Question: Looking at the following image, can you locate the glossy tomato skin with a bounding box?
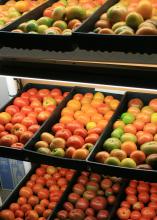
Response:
[117,207,131,220]
[5,105,20,115]
[13,97,29,108]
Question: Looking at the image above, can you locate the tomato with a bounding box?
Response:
[90,196,107,211]
[27,88,38,96]
[28,124,40,133]
[30,100,42,108]
[117,207,131,220]
[36,167,46,176]
[69,209,85,220]
[36,177,46,185]
[34,204,45,216]
[22,116,37,128]
[40,199,49,208]
[130,210,141,220]
[55,128,72,140]
[57,177,67,187]
[150,193,157,202]
[13,97,29,108]
[28,195,39,206]
[11,112,25,124]
[125,186,137,195]
[148,202,157,211]
[21,106,33,115]
[76,198,89,210]
[45,105,56,113]
[5,105,20,115]
[0,124,5,133]
[137,183,149,192]
[121,201,131,209]
[21,203,31,213]
[126,195,137,205]
[63,202,74,211]
[137,132,154,145]
[66,121,83,133]
[77,175,88,185]
[138,192,150,203]
[129,180,138,188]
[133,201,144,211]
[17,197,27,205]
[141,207,156,219]
[85,133,99,144]
[0,210,15,220]
[9,203,20,212]
[149,98,157,112]
[50,88,62,98]
[52,123,65,133]
[143,123,157,135]
[38,89,50,99]
[48,201,57,209]
[66,135,85,149]
[33,183,43,194]
[15,209,24,218]
[128,98,143,109]
[37,111,51,122]
[133,119,145,131]
[5,123,13,131]
[97,210,109,220]
[57,210,68,219]
[20,131,33,144]
[68,193,80,204]
[19,187,33,198]
[0,134,18,147]
[37,188,49,200]
[74,128,88,138]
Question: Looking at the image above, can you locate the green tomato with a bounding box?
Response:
[103,137,121,152]
[51,148,65,157]
[111,127,124,139]
[121,112,135,124]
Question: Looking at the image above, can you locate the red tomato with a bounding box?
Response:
[11,112,25,124]
[138,192,150,203]
[50,88,62,98]
[5,123,13,131]
[90,196,107,211]
[141,207,156,219]
[137,132,154,145]
[52,123,65,133]
[85,133,99,144]
[21,92,30,100]
[55,95,64,104]
[9,203,20,212]
[34,204,45,216]
[5,105,20,115]
[36,167,46,176]
[63,202,74,211]
[21,106,33,115]
[120,201,131,209]
[125,186,137,195]
[55,128,72,140]
[57,177,67,187]
[43,7,53,17]
[129,180,138,188]
[126,195,137,205]
[40,199,49,208]
[30,100,42,108]
[38,89,50,99]
[13,97,29,108]
[37,111,51,123]
[117,207,131,220]
[27,88,38,95]
[0,210,15,220]
[28,124,40,133]
[0,124,5,133]
[19,187,33,198]
[20,131,33,144]
[148,202,157,211]
[66,135,85,149]
[130,210,141,220]
[15,209,24,218]
[17,197,27,205]
[150,193,157,202]
[37,189,49,200]
[22,116,37,128]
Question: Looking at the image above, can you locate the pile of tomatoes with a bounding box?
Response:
[55,171,122,220]
[34,91,120,159]
[117,179,157,220]
[0,87,69,149]
[0,165,75,220]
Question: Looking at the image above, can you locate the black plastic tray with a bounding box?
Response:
[87,91,157,182]
[50,172,127,220]
[0,0,75,51]
[74,0,157,54]
[24,87,122,170]
[0,83,73,155]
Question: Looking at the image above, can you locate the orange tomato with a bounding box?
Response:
[61,107,74,117]
[60,115,74,124]
[113,120,125,129]
[130,150,146,165]
[104,111,114,121]
[121,141,137,156]
[67,100,81,111]
[124,124,137,135]
[136,113,151,123]
[133,119,145,131]
[128,106,141,116]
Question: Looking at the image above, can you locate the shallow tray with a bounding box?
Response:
[87,91,157,182]
[74,0,157,54]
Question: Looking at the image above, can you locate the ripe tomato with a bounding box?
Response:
[28,124,40,133]
[120,201,131,209]
[38,89,50,99]
[19,187,33,198]
[141,207,156,219]
[117,207,131,220]
[126,195,137,205]
[0,210,15,220]
[22,116,37,128]
[138,192,150,203]
[9,203,20,212]
[150,193,157,202]
[27,88,38,95]
[125,186,137,195]
[63,202,74,211]
[36,167,46,176]
[130,210,141,220]
[13,97,29,108]
[5,105,20,115]
[11,112,25,124]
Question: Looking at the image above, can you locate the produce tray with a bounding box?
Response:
[0,83,73,156]
[0,0,75,51]
[73,0,157,54]
[50,171,127,220]
[87,91,157,182]
[24,87,122,170]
